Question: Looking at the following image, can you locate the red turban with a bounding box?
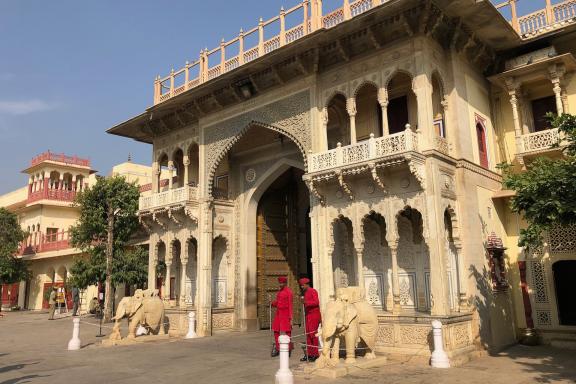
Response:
[278,276,288,284]
[298,278,310,285]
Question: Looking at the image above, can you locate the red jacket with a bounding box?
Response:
[303,287,320,315]
[272,286,293,332]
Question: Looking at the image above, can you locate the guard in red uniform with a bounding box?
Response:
[299,277,321,362]
[271,276,293,356]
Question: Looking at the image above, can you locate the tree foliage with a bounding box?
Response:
[501,113,576,248]
[69,247,148,290]
[112,247,148,288]
[70,176,140,250]
[0,208,26,258]
[0,208,30,310]
[68,176,145,289]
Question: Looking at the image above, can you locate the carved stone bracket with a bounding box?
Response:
[304,177,325,206]
[406,153,426,186]
[152,209,167,229]
[167,206,181,225]
[369,163,387,193]
[336,170,353,200]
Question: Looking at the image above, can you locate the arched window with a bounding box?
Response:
[476,122,489,168]
[326,94,350,149]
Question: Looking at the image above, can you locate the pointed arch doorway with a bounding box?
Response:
[256,167,310,329]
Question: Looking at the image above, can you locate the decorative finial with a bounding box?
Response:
[128,153,132,162]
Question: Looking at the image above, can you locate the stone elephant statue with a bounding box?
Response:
[110,289,165,340]
[316,287,378,367]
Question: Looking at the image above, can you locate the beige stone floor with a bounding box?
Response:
[1,311,575,384]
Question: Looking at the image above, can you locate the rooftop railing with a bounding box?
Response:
[154,0,575,105]
[495,0,576,37]
[31,151,90,168]
[153,0,384,105]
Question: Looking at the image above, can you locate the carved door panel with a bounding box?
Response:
[257,184,300,329]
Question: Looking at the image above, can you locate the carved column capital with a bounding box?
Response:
[346,97,357,117]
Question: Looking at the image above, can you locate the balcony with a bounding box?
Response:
[19,231,71,256]
[27,188,77,204]
[139,186,198,211]
[519,128,565,160]
[308,129,419,173]
[30,151,90,168]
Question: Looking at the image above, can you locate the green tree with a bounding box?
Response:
[112,247,149,289]
[501,113,576,248]
[0,208,29,312]
[70,175,140,321]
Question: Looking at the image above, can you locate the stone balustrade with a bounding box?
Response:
[520,128,561,154]
[139,186,198,211]
[154,0,385,105]
[308,128,418,173]
[496,0,576,38]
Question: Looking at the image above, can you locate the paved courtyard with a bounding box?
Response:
[1,311,575,384]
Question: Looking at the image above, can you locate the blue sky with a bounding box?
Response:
[0,0,542,193]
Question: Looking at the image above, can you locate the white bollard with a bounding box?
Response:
[67,317,81,351]
[275,334,293,384]
[430,320,450,368]
[186,311,198,339]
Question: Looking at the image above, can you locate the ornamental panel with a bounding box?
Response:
[212,312,234,329]
[364,274,384,308]
[530,260,549,304]
[376,325,394,345]
[549,224,576,253]
[536,310,552,327]
[399,325,430,345]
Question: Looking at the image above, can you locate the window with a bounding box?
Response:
[476,123,489,168]
[531,96,556,132]
[46,228,59,243]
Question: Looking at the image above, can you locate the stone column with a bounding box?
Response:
[454,241,468,312]
[378,88,389,136]
[183,156,190,186]
[168,161,175,190]
[148,237,158,291]
[549,65,566,116]
[355,245,365,292]
[390,241,401,314]
[413,73,433,150]
[320,107,329,151]
[346,97,357,145]
[505,78,523,154]
[152,161,160,193]
[196,200,214,336]
[165,260,172,303]
[551,78,564,115]
[180,260,188,307]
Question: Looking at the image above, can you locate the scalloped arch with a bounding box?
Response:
[207,121,308,195]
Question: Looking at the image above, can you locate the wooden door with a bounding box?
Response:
[257,184,300,329]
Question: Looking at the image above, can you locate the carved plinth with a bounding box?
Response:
[303,356,387,378]
[101,334,170,347]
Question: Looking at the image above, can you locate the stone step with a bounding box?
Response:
[550,338,576,350]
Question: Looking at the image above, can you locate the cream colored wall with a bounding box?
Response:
[464,70,500,171]
[111,161,153,186]
[0,187,27,209]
